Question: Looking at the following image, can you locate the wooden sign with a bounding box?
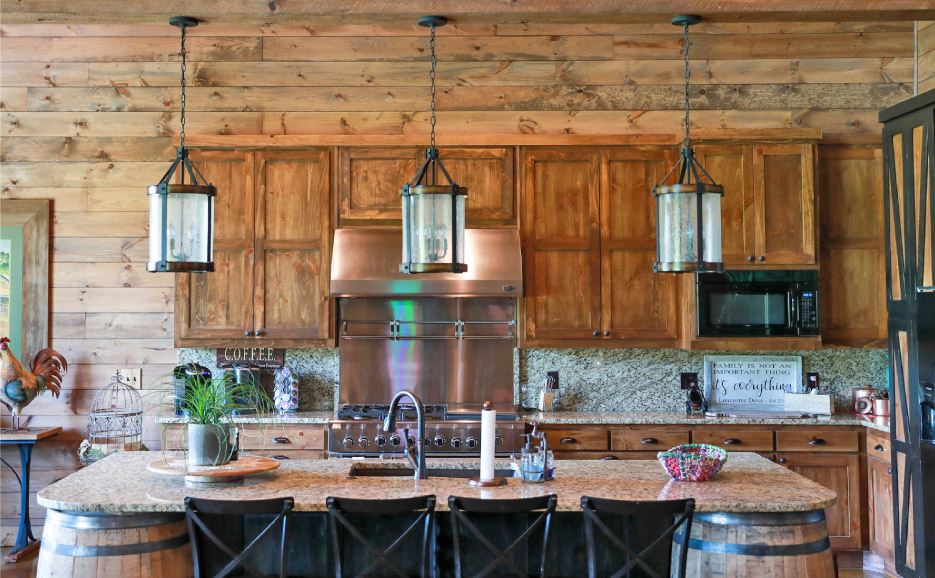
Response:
[703,355,803,411]
[216,348,285,369]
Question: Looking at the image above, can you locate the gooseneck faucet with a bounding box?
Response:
[384,389,428,480]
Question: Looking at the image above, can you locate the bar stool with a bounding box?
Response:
[448,494,558,578]
[184,496,294,578]
[580,496,695,578]
[327,495,436,578]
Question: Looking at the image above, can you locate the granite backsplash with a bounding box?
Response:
[179,347,887,414]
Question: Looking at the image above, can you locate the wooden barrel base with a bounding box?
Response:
[37,510,193,578]
[678,510,835,577]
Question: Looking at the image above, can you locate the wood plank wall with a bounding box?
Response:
[919,21,935,92]
[0,19,916,545]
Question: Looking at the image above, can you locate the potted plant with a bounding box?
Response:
[158,369,273,467]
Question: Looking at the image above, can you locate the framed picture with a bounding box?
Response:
[0,200,49,363]
[703,355,804,412]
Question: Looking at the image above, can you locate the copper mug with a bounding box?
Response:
[872,398,890,417]
[853,387,877,413]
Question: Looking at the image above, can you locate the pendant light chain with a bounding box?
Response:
[682,21,691,150]
[179,23,188,152]
[429,23,438,153]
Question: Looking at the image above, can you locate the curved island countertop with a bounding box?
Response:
[38,451,834,514]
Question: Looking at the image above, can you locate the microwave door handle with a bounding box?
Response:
[789,293,798,329]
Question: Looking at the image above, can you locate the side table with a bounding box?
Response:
[0,426,62,563]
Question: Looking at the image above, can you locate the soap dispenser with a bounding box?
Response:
[519,434,544,483]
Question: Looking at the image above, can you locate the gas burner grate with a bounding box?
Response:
[336,403,449,421]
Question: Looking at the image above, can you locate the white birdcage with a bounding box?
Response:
[84,373,143,464]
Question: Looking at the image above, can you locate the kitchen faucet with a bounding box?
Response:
[383,389,428,480]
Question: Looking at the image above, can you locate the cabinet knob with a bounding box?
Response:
[641,437,659,445]
[600,456,619,461]
[254,330,262,337]
[779,457,787,464]
[592,331,599,337]
[245,331,251,336]
[747,256,754,262]
[874,444,885,451]
[723,438,741,445]
[560,437,577,445]
[888,468,892,475]
[808,437,826,446]
[758,256,765,262]
[603,331,610,337]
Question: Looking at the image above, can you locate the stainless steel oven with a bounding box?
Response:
[696,270,819,337]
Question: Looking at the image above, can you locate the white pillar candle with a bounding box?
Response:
[479,401,496,481]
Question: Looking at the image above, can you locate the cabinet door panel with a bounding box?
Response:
[255,150,331,342]
[779,453,862,550]
[176,151,255,344]
[524,150,601,341]
[601,150,678,342]
[339,147,420,224]
[436,147,515,225]
[868,456,895,561]
[695,145,755,265]
[754,144,816,264]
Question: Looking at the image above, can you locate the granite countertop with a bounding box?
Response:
[522,411,891,432]
[38,451,835,514]
[157,411,334,425]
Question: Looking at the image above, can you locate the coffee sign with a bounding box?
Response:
[703,355,803,411]
[216,347,285,369]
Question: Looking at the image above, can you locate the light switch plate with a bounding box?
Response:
[116,368,142,389]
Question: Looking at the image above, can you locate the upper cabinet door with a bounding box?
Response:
[694,145,756,266]
[176,150,256,345]
[436,147,516,227]
[753,144,817,265]
[599,149,679,343]
[254,150,332,344]
[523,150,601,342]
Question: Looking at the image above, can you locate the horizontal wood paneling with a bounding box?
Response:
[0,19,909,532]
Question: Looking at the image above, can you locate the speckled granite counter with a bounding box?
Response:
[38,451,834,514]
[157,411,333,424]
[522,411,891,432]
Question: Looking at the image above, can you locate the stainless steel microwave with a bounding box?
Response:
[696,270,819,337]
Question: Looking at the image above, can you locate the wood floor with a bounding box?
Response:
[0,547,893,578]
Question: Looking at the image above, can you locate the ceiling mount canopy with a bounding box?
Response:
[400,15,468,275]
[147,16,217,273]
[652,14,724,274]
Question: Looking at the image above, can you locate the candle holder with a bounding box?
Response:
[468,476,507,487]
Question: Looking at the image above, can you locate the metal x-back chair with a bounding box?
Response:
[184,496,294,578]
[327,494,436,578]
[448,494,558,578]
[580,496,695,578]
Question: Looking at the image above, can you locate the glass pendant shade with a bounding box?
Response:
[401,181,467,274]
[654,181,723,272]
[147,182,216,272]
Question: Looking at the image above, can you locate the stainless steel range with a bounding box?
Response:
[328,229,524,458]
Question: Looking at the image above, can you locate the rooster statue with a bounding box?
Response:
[0,337,67,430]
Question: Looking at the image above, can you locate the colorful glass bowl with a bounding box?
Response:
[658,443,727,482]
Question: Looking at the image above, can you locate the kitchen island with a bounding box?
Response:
[37,451,836,577]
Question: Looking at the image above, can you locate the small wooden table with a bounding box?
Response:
[0,427,61,563]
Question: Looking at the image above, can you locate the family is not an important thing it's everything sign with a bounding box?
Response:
[703,355,803,411]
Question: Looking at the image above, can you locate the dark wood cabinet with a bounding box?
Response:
[176,149,332,348]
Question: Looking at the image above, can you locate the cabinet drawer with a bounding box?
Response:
[540,428,609,451]
[776,430,859,452]
[867,430,891,463]
[240,426,326,451]
[692,430,774,452]
[611,430,689,451]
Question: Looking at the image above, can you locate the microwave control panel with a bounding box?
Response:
[799,291,818,329]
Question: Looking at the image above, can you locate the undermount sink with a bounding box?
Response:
[348,466,516,479]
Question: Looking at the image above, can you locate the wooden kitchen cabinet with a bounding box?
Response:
[777,452,863,550]
[338,147,516,228]
[176,149,333,348]
[868,456,895,563]
[818,145,887,348]
[522,148,680,347]
[694,142,817,267]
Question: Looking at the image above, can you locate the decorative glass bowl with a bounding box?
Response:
[658,444,727,482]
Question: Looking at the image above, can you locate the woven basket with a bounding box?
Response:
[657,444,727,482]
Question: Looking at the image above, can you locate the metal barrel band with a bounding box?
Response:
[40,534,189,557]
[46,509,186,530]
[694,509,827,526]
[675,533,831,557]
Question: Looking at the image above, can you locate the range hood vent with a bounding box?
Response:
[330,229,523,297]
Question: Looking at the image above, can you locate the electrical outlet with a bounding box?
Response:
[680,372,698,390]
[116,368,142,389]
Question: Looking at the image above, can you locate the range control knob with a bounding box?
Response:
[423,437,431,447]
[466,437,478,449]
[451,437,462,448]
[494,435,503,447]
[407,436,417,447]
[343,437,355,449]
[374,435,386,447]
[389,435,401,447]
[434,435,447,447]
[358,436,370,449]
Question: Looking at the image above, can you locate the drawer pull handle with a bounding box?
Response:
[723,438,741,445]
[273,437,291,444]
[560,437,577,445]
[778,457,787,464]
[808,437,826,446]
[874,444,885,451]
[600,456,619,461]
[641,437,659,445]
[272,455,290,460]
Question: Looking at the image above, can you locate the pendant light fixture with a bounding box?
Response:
[653,15,724,273]
[399,15,468,274]
[147,16,216,273]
